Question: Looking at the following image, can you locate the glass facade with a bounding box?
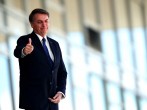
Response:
[0,0,147,110]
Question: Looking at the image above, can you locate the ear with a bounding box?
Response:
[30,23,34,28]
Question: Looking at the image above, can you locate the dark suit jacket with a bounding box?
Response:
[14,31,67,110]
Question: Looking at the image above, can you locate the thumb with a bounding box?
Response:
[28,38,32,45]
[53,94,58,99]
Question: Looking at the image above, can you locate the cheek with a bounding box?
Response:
[32,26,40,31]
[31,24,36,29]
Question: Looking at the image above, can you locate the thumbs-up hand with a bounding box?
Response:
[23,38,34,55]
[28,38,32,45]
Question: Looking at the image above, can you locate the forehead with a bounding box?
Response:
[33,13,49,21]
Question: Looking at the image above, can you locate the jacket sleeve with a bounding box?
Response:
[14,36,28,58]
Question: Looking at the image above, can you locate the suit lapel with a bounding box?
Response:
[30,32,44,52]
[30,32,53,68]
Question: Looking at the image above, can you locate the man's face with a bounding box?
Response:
[31,13,49,37]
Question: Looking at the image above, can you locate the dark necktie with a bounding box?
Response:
[42,38,53,67]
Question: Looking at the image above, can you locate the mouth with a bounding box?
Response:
[41,28,47,31]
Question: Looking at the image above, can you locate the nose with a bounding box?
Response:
[42,22,46,27]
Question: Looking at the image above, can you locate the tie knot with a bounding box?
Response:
[42,38,46,43]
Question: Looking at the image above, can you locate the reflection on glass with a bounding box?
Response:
[89,74,106,110]
[107,83,121,104]
[138,79,147,97]
[68,32,86,66]
[74,88,90,110]
[68,32,85,46]
[140,98,147,110]
[8,37,20,110]
[105,63,120,83]
[117,28,133,69]
[50,33,67,58]
[133,28,147,77]
[101,30,118,63]
[109,104,122,110]
[88,53,103,76]
[72,66,88,90]
[0,55,13,110]
[123,91,137,110]
[70,46,86,65]
[122,72,136,91]
[59,76,73,110]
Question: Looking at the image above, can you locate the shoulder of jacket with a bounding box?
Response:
[19,33,30,39]
[48,37,59,44]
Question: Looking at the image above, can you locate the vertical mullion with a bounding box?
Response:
[109,0,124,110]
[125,0,141,110]
[6,36,15,110]
[141,0,147,75]
[3,4,16,110]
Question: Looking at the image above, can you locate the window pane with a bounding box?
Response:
[140,98,147,110]
[89,75,106,110]
[68,32,85,46]
[0,54,13,110]
[101,30,118,63]
[123,91,137,110]
[107,83,121,104]
[105,63,120,83]
[74,89,90,110]
[88,53,103,76]
[8,36,20,110]
[59,76,73,110]
[122,72,136,90]
[51,34,67,58]
[138,79,147,97]
[71,65,88,90]
[133,28,147,77]
[70,46,86,66]
[118,28,133,69]
[68,32,85,66]
[109,105,122,110]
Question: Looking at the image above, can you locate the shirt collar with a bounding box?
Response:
[35,33,47,42]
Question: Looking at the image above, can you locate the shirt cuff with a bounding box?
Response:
[21,48,26,58]
[57,91,65,99]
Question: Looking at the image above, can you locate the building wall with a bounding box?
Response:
[0,0,147,110]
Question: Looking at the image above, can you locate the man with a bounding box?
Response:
[14,8,67,110]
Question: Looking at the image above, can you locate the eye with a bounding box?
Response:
[37,21,42,24]
[45,20,48,23]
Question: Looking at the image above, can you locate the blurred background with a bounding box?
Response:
[0,0,147,110]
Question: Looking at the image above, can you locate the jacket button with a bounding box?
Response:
[52,70,54,73]
[50,82,52,85]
